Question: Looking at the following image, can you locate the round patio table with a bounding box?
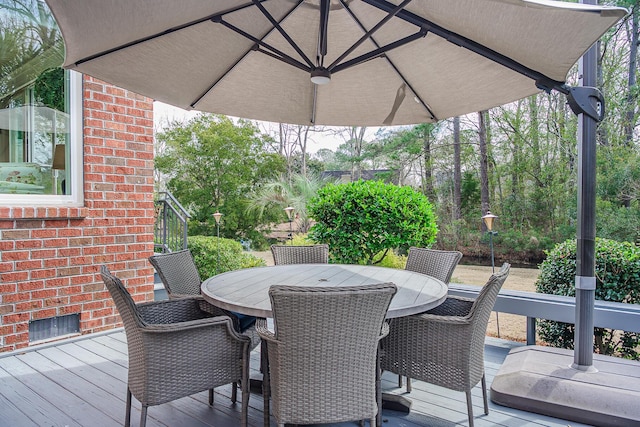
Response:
[201,263,448,427]
[201,263,448,319]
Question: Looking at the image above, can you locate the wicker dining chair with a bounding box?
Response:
[397,246,463,390]
[100,265,251,427]
[149,249,258,337]
[257,283,397,427]
[381,263,510,427]
[405,247,463,283]
[270,244,329,265]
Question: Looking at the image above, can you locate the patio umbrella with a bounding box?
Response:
[45,0,625,127]
[45,0,626,373]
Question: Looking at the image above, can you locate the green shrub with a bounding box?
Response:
[536,238,640,359]
[376,250,408,269]
[308,180,437,265]
[187,235,266,278]
[291,234,315,245]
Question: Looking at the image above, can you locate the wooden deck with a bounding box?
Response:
[0,330,591,427]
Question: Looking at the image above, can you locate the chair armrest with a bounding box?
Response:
[137,296,211,324]
[417,311,473,326]
[142,314,250,344]
[139,315,251,375]
[379,321,390,339]
[423,296,474,318]
[255,318,278,343]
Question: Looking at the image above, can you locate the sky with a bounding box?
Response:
[153,101,381,154]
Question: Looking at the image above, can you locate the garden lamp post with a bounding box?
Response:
[482,210,499,337]
[482,210,498,274]
[213,211,222,274]
[284,206,294,244]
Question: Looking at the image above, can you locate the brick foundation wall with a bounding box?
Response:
[0,76,155,352]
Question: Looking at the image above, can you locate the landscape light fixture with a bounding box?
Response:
[213,211,222,274]
[482,210,499,336]
[284,206,294,244]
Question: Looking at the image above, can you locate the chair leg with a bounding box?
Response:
[140,405,148,427]
[481,374,489,415]
[209,388,214,406]
[232,381,237,403]
[465,390,474,427]
[406,377,412,393]
[261,340,270,427]
[398,374,403,388]
[125,387,132,427]
[241,350,249,427]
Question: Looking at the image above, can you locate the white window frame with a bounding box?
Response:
[0,71,84,207]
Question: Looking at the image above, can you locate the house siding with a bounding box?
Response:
[0,76,155,352]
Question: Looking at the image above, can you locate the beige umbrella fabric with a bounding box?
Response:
[45,0,625,126]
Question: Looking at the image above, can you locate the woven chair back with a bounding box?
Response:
[405,247,462,284]
[267,283,396,424]
[149,249,202,295]
[100,265,146,361]
[469,262,511,342]
[270,244,329,265]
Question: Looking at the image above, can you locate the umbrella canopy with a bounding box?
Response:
[46,0,625,126]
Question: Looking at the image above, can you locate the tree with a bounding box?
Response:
[155,114,286,244]
[246,173,325,233]
[308,180,438,265]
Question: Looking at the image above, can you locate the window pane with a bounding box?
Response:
[0,0,70,196]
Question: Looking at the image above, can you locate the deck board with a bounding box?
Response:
[0,330,592,427]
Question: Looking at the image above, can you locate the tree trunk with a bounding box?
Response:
[453,116,462,220]
[423,130,434,198]
[624,5,639,148]
[479,110,490,229]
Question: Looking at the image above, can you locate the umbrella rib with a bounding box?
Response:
[191,1,309,109]
[72,2,262,66]
[331,30,426,73]
[215,19,311,72]
[328,0,413,71]
[340,2,437,121]
[363,0,566,93]
[252,0,314,68]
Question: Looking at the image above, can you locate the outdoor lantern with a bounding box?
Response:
[284,206,294,243]
[284,206,294,221]
[482,209,499,336]
[482,210,497,232]
[213,211,222,274]
[213,211,223,225]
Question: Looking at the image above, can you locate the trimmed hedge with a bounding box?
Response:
[535,238,640,359]
[187,235,265,279]
[308,180,437,265]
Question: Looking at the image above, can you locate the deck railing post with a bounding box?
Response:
[526,317,536,345]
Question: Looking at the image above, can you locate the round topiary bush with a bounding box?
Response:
[308,180,437,265]
[535,238,640,359]
[187,235,265,279]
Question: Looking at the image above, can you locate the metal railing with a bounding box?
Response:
[154,191,190,253]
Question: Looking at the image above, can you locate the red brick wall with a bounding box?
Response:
[0,76,156,352]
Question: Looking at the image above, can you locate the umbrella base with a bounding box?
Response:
[490,345,640,427]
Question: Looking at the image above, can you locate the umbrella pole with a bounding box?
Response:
[572,0,598,371]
